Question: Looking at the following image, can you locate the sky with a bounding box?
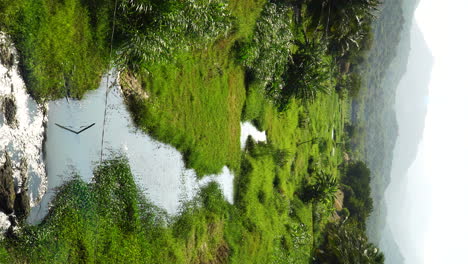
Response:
[411,0,468,263]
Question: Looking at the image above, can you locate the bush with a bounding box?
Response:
[299,172,338,204]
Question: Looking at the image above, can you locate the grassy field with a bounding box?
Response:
[0,0,111,100]
[129,47,246,176]
[124,0,267,176]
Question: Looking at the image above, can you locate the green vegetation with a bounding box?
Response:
[237,3,293,103]
[0,157,314,263]
[342,161,374,229]
[0,0,111,100]
[347,0,419,247]
[0,0,401,262]
[314,221,385,264]
[299,172,338,204]
[1,159,232,263]
[115,0,233,69]
[118,0,265,176]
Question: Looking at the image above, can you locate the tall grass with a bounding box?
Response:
[0,0,111,100]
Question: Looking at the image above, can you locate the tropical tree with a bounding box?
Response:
[238,2,293,102]
[280,41,332,107]
[300,171,338,204]
[341,160,374,229]
[115,0,232,69]
[304,0,380,56]
[315,222,385,264]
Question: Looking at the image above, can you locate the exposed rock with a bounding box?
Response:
[8,215,17,227]
[19,158,28,187]
[14,190,30,221]
[333,189,344,211]
[0,32,47,210]
[13,159,31,221]
[3,96,17,127]
[119,70,149,100]
[0,154,15,214]
[343,152,350,162]
[330,190,345,222]
[0,38,14,69]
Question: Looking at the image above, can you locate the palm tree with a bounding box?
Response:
[300,171,338,204]
[303,0,380,56]
[280,41,332,107]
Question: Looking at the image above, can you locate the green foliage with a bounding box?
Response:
[336,72,362,98]
[305,0,379,57]
[314,221,385,264]
[116,0,233,69]
[280,42,333,108]
[126,47,246,176]
[2,159,235,263]
[0,0,233,99]
[247,141,291,167]
[238,3,293,100]
[350,0,409,243]
[300,172,338,204]
[0,0,110,100]
[342,161,373,228]
[0,0,387,262]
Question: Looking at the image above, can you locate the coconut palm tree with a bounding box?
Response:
[280,41,332,108]
[300,171,338,204]
[303,0,380,56]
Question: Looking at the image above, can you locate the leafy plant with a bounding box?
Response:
[116,0,233,69]
[280,41,333,108]
[315,222,385,264]
[239,3,293,100]
[300,172,338,204]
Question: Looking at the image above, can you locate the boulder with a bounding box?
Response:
[3,97,17,127]
[14,191,30,221]
[0,39,14,69]
[0,154,15,214]
[14,159,30,221]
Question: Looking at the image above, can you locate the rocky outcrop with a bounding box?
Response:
[0,154,31,222]
[0,37,14,69]
[14,159,30,221]
[14,191,30,221]
[0,154,15,214]
[119,70,149,100]
[3,96,17,127]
